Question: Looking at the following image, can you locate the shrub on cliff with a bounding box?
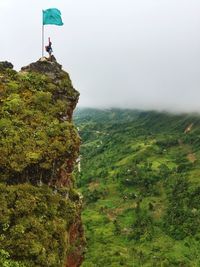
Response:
[0,249,25,267]
[0,183,77,267]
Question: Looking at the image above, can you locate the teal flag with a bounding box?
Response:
[43,8,63,26]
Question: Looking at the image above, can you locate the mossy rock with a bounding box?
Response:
[0,59,80,185]
[0,59,84,266]
[0,183,77,267]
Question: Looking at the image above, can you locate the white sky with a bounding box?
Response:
[0,0,200,112]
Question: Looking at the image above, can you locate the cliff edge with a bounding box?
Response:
[0,58,85,267]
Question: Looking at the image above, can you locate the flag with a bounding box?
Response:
[43,8,63,26]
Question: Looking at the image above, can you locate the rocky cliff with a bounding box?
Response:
[0,58,85,267]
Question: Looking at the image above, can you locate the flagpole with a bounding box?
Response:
[42,10,44,57]
[42,24,44,57]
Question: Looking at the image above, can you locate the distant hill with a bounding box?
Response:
[74,108,200,267]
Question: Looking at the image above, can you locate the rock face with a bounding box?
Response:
[0,59,85,267]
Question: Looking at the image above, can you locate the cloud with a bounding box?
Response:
[0,0,200,112]
[0,0,12,8]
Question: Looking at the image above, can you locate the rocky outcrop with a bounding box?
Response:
[0,61,13,70]
[0,58,85,267]
[21,56,79,123]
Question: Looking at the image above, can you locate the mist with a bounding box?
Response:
[0,0,200,112]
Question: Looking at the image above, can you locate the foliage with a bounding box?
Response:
[0,62,81,266]
[0,249,25,267]
[0,183,77,267]
[0,66,80,184]
[74,108,200,267]
[164,176,200,240]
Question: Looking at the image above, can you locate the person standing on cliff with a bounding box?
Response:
[42,8,63,58]
[45,37,53,58]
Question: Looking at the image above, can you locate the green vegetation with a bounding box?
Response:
[0,183,78,267]
[0,249,25,267]
[0,61,82,267]
[0,66,79,184]
[74,108,200,267]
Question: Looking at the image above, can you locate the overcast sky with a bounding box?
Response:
[0,0,200,112]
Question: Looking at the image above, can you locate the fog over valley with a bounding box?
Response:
[0,0,200,112]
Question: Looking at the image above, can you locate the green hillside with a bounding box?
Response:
[74,108,200,267]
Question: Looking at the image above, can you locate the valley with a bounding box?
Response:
[74,108,200,267]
